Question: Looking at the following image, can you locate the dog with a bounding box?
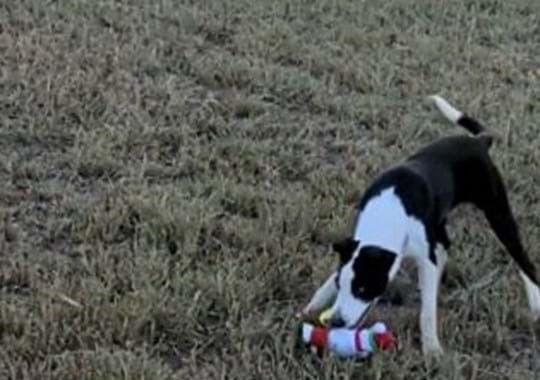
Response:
[300,96,540,355]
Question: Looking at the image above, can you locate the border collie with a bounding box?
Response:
[301,96,540,355]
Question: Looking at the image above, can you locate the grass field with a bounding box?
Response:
[1,0,540,379]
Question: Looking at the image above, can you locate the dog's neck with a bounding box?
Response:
[353,187,409,255]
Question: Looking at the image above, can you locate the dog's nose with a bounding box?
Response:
[329,315,345,328]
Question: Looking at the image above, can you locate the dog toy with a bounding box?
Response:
[298,309,396,358]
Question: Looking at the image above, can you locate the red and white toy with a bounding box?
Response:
[299,310,396,358]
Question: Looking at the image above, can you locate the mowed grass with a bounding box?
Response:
[1,0,540,378]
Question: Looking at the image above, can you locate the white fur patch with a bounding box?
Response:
[417,255,443,354]
[333,259,371,326]
[429,95,463,124]
[353,188,409,254]
[330,187,431,327]
[520,271,540,320]
[403,216,430,259]
[353,186,430,261]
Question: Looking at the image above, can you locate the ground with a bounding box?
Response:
[1,0,540,379]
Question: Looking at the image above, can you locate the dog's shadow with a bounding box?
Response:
[376,258,465,308]
[368,260,464,337]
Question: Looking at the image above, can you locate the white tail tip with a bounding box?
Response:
[429,95,463,124]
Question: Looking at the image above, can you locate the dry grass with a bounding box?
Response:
[1,0,540,378]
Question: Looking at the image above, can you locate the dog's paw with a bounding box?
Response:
[296,307,317,321]
[532,308,540,322]
[422,342,444,358]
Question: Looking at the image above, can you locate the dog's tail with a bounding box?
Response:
[429,95,495,149]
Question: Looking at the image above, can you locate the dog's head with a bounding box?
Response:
[329,237,399,327]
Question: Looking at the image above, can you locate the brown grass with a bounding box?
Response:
[1,0,540,379]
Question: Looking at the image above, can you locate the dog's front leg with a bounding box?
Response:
[417,252,444,356]
[301,272,338,316]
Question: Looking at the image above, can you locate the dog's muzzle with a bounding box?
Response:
[330,298,378,329]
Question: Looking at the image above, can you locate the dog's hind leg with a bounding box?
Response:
[480,169,540,320]
[520,272,540,320]
[487,209,540,320]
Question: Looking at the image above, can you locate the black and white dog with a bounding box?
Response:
[301,96,540,355]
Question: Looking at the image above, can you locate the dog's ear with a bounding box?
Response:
[351,246,397,299]
[332,237,359,264]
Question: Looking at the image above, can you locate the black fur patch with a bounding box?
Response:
[457,115,485,135]
[351,246,396,301]
[355,166,441,264]
[476,133,494,149]
[333,237,360,290]
[332,237,359,265]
